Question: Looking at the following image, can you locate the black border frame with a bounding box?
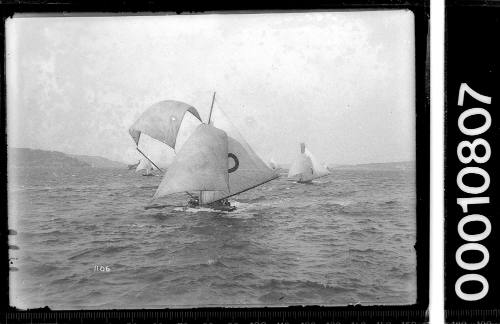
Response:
[0,1,429,322]
[445,0,500,321]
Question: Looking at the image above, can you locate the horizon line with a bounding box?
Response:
[8,146,417,167]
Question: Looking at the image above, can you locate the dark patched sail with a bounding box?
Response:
[129,100,202,150]
[200,105,278,205]
[153,124,229,199]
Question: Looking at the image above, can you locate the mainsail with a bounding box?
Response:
[200,105,278,205]
[129,100,202,150]
[288,143,329,181]
[153,124,229,199]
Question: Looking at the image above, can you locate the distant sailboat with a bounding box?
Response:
[288,143,329,183]
[129,93,278,211]
[136,157,155,176]
[128,161,140,170]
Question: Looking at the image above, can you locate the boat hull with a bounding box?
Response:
[194,202,237,212]
[188,199,236,212]
[144,204,236,212]
[298,179,313,184]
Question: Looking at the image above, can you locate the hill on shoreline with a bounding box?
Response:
[276,160,414,170]
[8,148,126,169]
[69,154,127,168]
[8,147,413,171]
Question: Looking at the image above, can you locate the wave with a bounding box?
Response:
[68,244,135,261]
[252,278,359,304]
[236,196,266,203]
[9,186,55,193]
[28,263,60,275]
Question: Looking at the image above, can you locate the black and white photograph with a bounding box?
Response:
[6,10,418,309]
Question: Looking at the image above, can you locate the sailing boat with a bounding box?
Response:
[136,157,155,176]
[288,143,329,183]
[129,93,278,211]
[128,160,140,170]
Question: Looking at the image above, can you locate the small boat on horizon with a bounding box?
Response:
[127,161,139,170]
[288,143,330,183]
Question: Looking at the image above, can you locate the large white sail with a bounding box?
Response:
[129,100,202,150]
[200,105,278,205]
[153,124,229,199]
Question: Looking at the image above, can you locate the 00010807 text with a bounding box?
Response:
[454,83,493,301]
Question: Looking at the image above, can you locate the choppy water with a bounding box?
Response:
[8,166,416,309]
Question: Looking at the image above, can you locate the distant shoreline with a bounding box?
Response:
[8,147,126,169]
[8,147,414,171]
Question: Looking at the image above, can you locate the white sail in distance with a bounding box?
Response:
[304,147,330,177]
[288,154,314,182]
[200,104,278,205]
[153,124,230,199]
[288,143,328,182]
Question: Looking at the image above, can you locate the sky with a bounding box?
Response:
[6,11,416,165]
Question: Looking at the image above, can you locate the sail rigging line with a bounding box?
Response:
[136,147,163,173]
[208,92,216,124]
[207,173,279,204]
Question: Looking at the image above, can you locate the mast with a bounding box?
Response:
[200,91,216,205]
[208,92,216,124]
